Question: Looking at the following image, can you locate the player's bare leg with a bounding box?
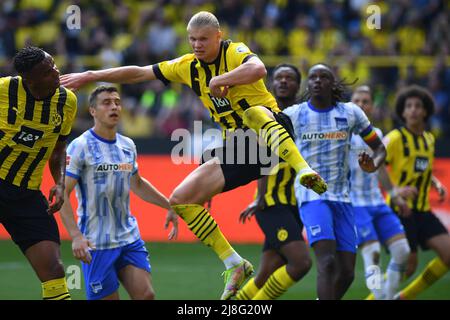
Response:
[252,240,312,300]
[25,240,71,300]
[334,251,356,299]
[312,240,338,300]
[118,265,154,300]
[254,251,286,288]
[169,159,254,300]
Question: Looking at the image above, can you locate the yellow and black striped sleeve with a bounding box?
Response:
[226,42,258,69]
[152,54,193,86]
[58,89,77,141]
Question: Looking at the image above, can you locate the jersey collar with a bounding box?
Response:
[89,128,117,144]
[307,100,336,113]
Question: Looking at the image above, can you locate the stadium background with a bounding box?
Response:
[0,0,449,299]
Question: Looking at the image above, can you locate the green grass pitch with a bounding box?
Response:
[0,240,448,300]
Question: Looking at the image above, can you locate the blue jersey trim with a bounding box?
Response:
[307,100,335,113]
[89,129,117,144]
[66,171,79,179]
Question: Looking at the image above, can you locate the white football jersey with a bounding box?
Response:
[66,129,141,249]
[282,101,371,205]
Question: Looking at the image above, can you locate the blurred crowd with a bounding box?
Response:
[0,0,449,140]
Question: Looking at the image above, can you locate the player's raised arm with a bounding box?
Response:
[209,56,267,98]
[60,65,156,91]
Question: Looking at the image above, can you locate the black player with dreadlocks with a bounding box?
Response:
[276,63,387,299]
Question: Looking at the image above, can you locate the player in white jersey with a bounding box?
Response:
[350,86,412,299]
[280,64,387,300]
[59,86,178,300]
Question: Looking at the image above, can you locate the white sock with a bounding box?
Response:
[361,242,384,299]
[223,252,243,269]
[384,238,410,299]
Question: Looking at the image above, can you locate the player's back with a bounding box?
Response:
[66,129,141,249]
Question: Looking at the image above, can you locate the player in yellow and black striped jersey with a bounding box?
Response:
[60,11,327,300]
[0,47,76,300]
[236,64,312,300]
[383,85,450,300]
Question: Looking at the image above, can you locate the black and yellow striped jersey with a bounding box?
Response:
[0,76,77,190]
[152,40,280,132]
[384,126,434,212]
[263,162,297,207]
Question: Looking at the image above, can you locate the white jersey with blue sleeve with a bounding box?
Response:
[282,101,371,204]
[66,129,141,250]
[349,128,386,207]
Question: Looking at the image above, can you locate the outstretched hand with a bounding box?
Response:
[60,72,92,91]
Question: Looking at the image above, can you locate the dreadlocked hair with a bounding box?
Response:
[301,77,358,104]
[13,46,46,74]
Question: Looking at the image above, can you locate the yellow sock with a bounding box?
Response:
[253,265,295,300]
[400,257,448,300]
[42,277,71,300]
[172,204,234,260]
[235,278,259,300]
[243,107,310,173]
[365,293,375,300]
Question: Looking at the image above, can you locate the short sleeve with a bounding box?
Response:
[66,138,84,179]
[153,55,190,86]
[227,42,258,69]
[383,130,400,164]
[60,89,78,138]
[351,103,371,135]
[131,140,138,176]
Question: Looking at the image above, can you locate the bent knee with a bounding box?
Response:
[169,186,193,207]
[243,106,273,126]
[317,254,336,274]
[133,288,155,300]
[289,258,312,281]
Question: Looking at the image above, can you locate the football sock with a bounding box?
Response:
[361,242,384,299]
[42,277,71,300]
[242,107,310,173]
[235,278,260,300]
[253,265,295,300]
[384,238,410,299]
[399,257,448,300]
[172,204,238,267]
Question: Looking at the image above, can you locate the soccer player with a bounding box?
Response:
[276,64,387,300]
[236,64,312,300]
[0,47,76,300]
[60,11,327,299]
[382,85,450,300]
[350,86,412,299]
[59,86,178,300]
